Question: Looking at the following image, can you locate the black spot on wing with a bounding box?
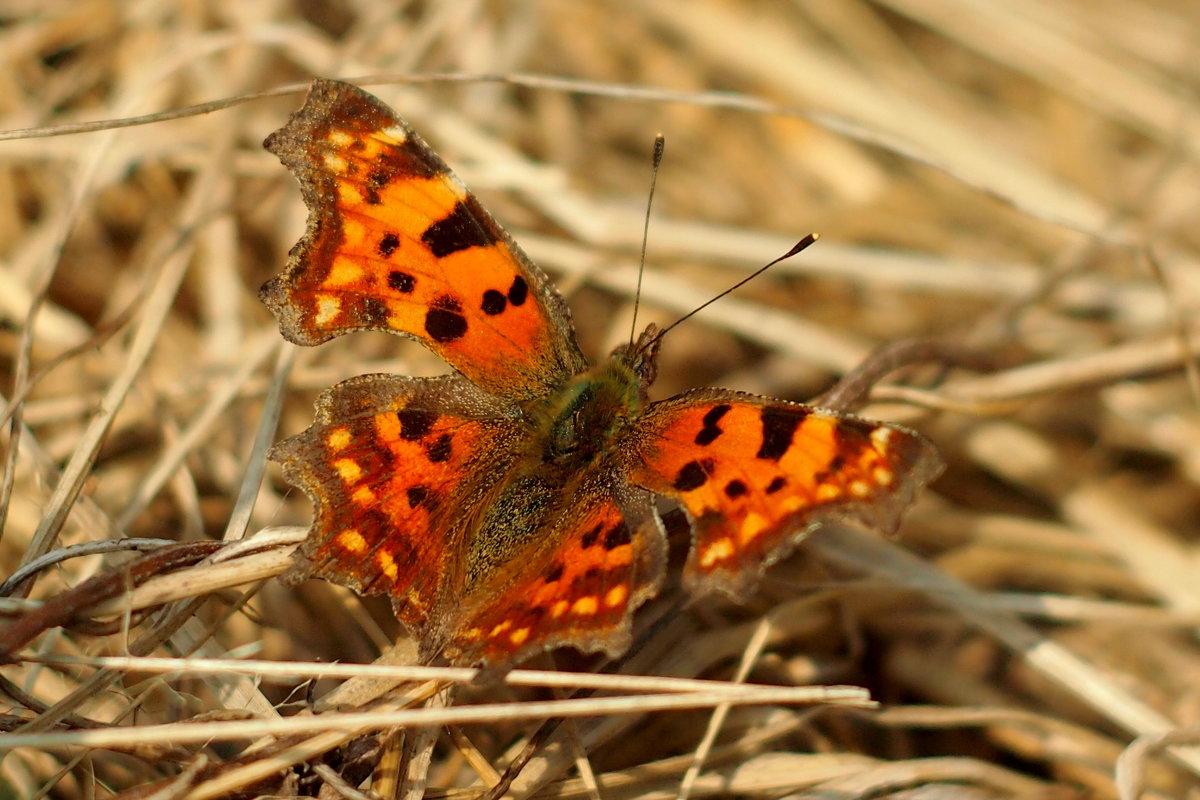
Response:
[757,407,804,461]
[694,404,731,446]
[673,458,713,492]
[421,199,500,258]
[703,405,731,427]
[424,433,453,463]
[765,476,787,494]
[363,166,396,206]
[544,563,564,583]
[388,270,415,293]
[396,408,436,441]
[481,289,506,315]
[580,523,603,549]
[406,485,430,508]
[425,295,468,342]
[724,479,748,499]
[378,233,400,257]
[507,275,528,306]
[603,521,631,550]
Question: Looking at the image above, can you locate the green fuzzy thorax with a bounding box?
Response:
[532,354,646,467]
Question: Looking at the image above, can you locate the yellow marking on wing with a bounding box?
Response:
[352,486,376,505]
[375,550,398,581]
[333,458,362,484]
[874,466,894,487]
[849,480,871,498]
[326,428,352,451]
[343,186,373,207]
[509,628,530,647]
[689,497,719,517]
[599,545,634,569]
[699,537,734,568]
[571,596,598,616]
[550,600,570,619]
[740,512,769,544]
[870,427,893,452]
[781,496,804,514]
[328,130,354,148]
[336,529,366,553]
[327,261,363,286]
[314,295,341,326]
[816,484,841,502]
[604,585,627,609]
[489,620,512,638]
[379,175,463,224]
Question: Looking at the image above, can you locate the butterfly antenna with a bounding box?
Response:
[639,233,820,353]
[629,134,666,346]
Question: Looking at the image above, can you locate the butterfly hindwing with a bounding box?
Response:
[271,373,518,634]
[626,389,943,600]
[261,79,587,400]
[435,478,665,667]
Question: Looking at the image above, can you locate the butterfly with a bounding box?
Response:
[261,80,942,669]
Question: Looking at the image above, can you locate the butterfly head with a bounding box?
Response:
[614,322,662,387]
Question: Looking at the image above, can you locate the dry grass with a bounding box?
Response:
[2,1,1200,798]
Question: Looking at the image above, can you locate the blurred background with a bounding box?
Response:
[2,1,1199,797]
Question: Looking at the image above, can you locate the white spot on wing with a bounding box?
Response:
[322,154,348,174]
[315,295,341,325]
[379,125,408,145]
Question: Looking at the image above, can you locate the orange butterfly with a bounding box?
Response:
[262,80,941,668]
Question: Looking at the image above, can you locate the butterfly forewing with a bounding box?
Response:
[261,79,587,400]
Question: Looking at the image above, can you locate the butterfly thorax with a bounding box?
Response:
[534,360,643,462]
[459,339,657,592]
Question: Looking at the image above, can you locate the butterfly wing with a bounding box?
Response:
[261,80,587,400]
[433,479,666,668]
[626,389,942,600]
[270,373,519,635]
